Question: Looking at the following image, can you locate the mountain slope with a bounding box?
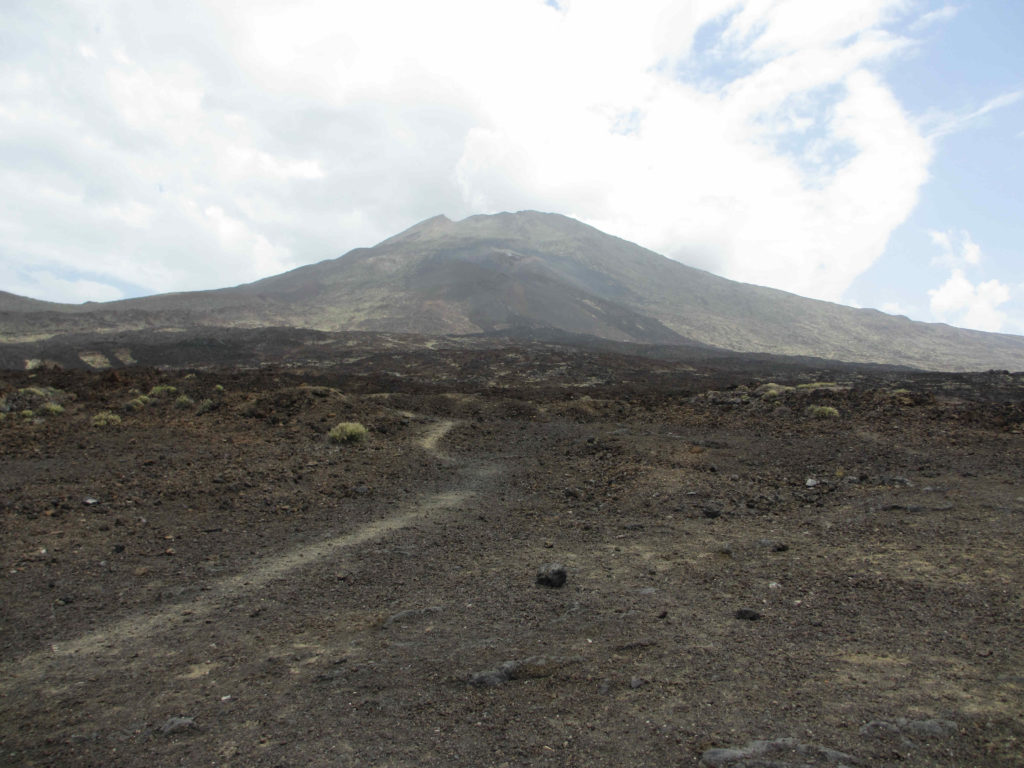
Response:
[3,211,1024,370]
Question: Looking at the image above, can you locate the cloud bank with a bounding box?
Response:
[926,228,1013,333]
[1,1,939,306]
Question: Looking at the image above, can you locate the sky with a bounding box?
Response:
[1,1,1021,335]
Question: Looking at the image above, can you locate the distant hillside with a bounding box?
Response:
[3,211,1024,371]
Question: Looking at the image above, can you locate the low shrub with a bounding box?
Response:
[41,402,64,415]
[756,382,794,400]
[196,398,215,414]
[174,394,194,409]
[92,410,122,427]
[147,385,178,398]
[329,421,368,444]
[125,395,151,411]
[806,405,840,419]
[20,409,34,419]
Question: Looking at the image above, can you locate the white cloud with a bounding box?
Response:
[928,88,1024,138]
[929,228,982,267]
[0,268,124,304]
[929,268,1010,332]
[911,3,959,31]
[0,0,937,306]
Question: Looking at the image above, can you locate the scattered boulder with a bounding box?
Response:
[536,563,567,588]
[734,608,761,621]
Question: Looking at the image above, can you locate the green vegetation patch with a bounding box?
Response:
[2,386,70,414]
[796,381,849,392]
[41,402,65,415]
[806,405,840,419]
[755,382,794,400]
[328,421,368,444]
[92,410,123,427]
[147,385,178,398]
[125,395,151,411]
[174,394,194,409]
[196,398,215,415]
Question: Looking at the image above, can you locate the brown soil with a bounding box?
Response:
[1,355,1022,767]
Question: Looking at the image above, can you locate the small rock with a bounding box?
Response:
[805,478,819,488]
[536,563,567,588]
[468,667,513,687]
[83,497,99,506]
[734,608,761,621]
[159,716,196,735]
[629,676,646,689]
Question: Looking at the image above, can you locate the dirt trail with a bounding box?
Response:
[1,417,495,681]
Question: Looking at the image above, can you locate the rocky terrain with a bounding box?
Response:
[1,343,1022,767]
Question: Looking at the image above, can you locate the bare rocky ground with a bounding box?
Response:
[1,349,1022,767]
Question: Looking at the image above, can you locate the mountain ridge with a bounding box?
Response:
[3,211,1024,371]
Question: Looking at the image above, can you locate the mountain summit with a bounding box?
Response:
[3,211,1024,370]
